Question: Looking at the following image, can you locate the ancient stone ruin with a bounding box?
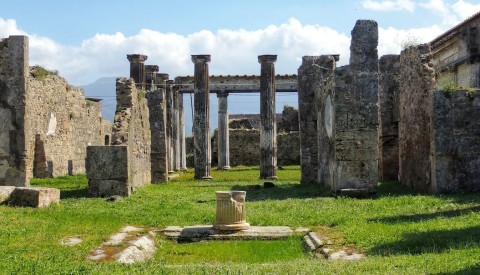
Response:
[0,36,110,187]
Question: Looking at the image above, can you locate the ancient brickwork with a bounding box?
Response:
[431,90,480,192]
[112,78,151,189]
[1,35,106,186]
[399,44,436,192]
[378,55,400,181]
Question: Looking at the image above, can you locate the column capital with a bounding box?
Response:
[191,55,211,64]
[127,54,148,63]
[217,91,229,98]
[258,55,277,64]
[145,65,159,73]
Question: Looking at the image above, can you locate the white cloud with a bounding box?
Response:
[362,0,416,12]
[378,25,444,55]
[452,0,480,19]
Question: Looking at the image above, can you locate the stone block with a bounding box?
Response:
[86,146,128,180]
[7,187,60,207]
[88,179,130,197]
[0,186,16,203]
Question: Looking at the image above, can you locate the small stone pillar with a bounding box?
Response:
[145,65,159,91]
[258,55,278,179]
[178,92,187,171]
[213,191,250,231]
[166,80,174,173]
[217,91,230,170]
[192,55,212,179]
[126,54,148,90]
[172,85,181,171]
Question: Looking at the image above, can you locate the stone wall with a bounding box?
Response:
[378,55,400,181]
[0,35,107,186]
[112,78,151,189]
[399,44,436,192]
[431,90,480,192]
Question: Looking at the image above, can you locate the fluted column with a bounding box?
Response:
[126,54,148,90]
[217,91,230,170]
[145,65,159,91]
[192,55,212,179]
[258,55,278,179]
[178,92,187,171]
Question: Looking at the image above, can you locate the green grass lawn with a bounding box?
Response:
[1,166,480,274]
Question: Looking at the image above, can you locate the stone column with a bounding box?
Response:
[172,85,181,171]
[147,73,169,182]
[298,56,327,184]
[258,55,277,179]
[178,92,188,171]
[213,191,250,231]
[166,80,174,173]
[126,54,148,90]
[192,55,212,179]
[145,65,159,91]
[217,91,230,170]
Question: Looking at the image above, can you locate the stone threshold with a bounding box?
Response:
[160,225,297,242]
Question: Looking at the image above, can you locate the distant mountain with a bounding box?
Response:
[81,77,298,135]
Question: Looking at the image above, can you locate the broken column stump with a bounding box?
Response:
[213,191,250,231]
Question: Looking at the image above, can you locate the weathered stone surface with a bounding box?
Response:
[88,226,156,264]
[88,179,130,197]
[192,55,212,179]
[0,186,15,203]
[60,237,83,246]
[146,86,168,183]
[0,36,107,187]
[378,55,400,181]
[126,54,147,90]
[298,56,321,184]
[86,146,128,180]
[162,225,293,241]
[7,187,60,207]
[303,231,324,251]
[430,90,480,193]
[217,92,230,169]
[399,44,436,192]
[112,77,151,189]
[258,55,278,179]
[330,20,379,193]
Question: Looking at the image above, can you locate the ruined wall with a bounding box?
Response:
[1,35,106,186]
[112,78,151,189]
[399,44,436,192]
[0,36,28,186]
[378,55,400,181]
[329,20,379,193]
[431,90,480,192]
[26,76,105,178]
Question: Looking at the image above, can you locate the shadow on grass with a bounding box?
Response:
[372,181,427,198]
[369,205,480,224]
[434,264,480,275]
[370,226,480,256]
[59,188,90,199]
[230,183,333,201]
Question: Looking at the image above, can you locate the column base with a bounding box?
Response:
[260,176,278,180]
[217,166,231,170]
[213,222,250,231]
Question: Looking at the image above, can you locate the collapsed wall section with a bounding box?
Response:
[378,55,400,181]
[111,77,151,189]
[399,44,436,192]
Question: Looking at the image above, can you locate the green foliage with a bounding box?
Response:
[137,90,146,102]
[1,167,480,273]
[31,65,58,80]
[399,35,421,50]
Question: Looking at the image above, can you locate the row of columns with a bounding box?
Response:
[128,53,280,180]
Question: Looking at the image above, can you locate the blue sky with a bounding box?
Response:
[2,0,479,86]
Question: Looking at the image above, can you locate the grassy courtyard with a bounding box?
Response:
[1,166,480,274]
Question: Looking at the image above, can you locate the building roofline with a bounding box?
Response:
[430,11,480,47]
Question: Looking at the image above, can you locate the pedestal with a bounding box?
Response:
[213,191,250,231]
